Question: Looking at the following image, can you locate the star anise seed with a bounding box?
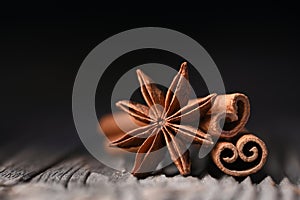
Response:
[110,62,216,177]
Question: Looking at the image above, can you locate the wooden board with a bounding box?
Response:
[0,135,299,199]
[1,174,300,200]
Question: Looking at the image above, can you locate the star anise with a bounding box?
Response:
[110,62,216,177]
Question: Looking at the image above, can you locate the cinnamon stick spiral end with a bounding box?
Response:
[211,133,268,177]
[200,93,250,138]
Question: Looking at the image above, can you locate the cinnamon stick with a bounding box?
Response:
[99,112,146,141]
[99,112,146,154]
[211,133,268,176]
[199,93,250,138]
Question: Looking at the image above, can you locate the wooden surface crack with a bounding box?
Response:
[82,171,91,185]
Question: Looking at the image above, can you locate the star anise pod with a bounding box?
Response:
[110,62,216,177]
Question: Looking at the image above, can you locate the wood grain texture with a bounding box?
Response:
[235,177,256,200]
[279,178,297,200]
[0,144,299,199]
[1,175,300,200]
[32,155,86,187]
[257,176,278,200]
[0,137,79,186]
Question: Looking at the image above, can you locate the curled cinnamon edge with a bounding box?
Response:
[199,93,250,139]
[211,133,268,177]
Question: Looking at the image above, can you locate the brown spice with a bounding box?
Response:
[199,93,250,138]
[99,63,268,178]
[211,133,268,177]
[99,112,146,141]
[107,62,216,177]
[99,112,147,154]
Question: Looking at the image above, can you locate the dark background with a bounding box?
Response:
[1,1,299,182]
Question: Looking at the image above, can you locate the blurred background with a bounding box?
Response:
[1,1,299,183]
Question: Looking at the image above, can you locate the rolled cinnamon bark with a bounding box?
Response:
[99,112,146,141]
[199,93,250,138]
[99,112,146,154]
[211,133,268,177]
